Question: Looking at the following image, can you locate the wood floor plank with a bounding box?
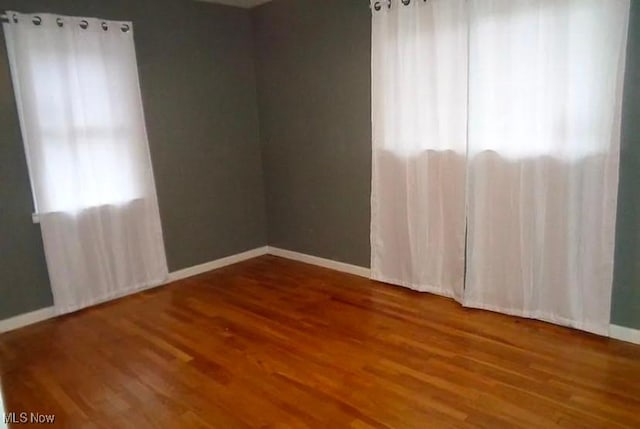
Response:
[1,255,639,428]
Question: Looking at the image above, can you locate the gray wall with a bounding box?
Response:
[2,0,638,330]
[612,0,640,329]
[0,0,267,319]
[252,0,640,329]
[252,0,371,267]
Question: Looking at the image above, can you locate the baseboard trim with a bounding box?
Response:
[3,247,637,345]
[266,246,371,278]
[265,247,640,344]
[0,306,55,334]
[167,246,269,283]
[609,324,640,345]
[0,246,269,334]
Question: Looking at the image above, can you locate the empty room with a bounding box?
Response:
[0,0,639,427]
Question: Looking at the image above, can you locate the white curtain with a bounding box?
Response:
[465,0,630,335]
[4,12,168,314]
[370,0,629,335]
[371,0,468,299]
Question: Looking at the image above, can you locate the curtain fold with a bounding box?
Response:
[4,12,168,314]
[370,0,630,335]
[371,0,468,299]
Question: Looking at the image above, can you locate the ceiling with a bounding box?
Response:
[196,0,273,8]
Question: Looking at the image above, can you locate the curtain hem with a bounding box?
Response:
[369,272,607,336]
[370,272,461,301]
[54,274,168,316]
[462,300,608,336]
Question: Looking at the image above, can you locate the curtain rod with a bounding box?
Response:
[0,14,131,31]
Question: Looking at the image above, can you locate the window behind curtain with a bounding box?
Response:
[468,0,630,160]
[5,14,150,214]
[3,12,168,314]
[370,0,629,335]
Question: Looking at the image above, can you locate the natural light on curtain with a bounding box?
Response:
[370,0,629,335]
[468,0,629,160]
[371,0,468,298]
[4,12,168,314]
[6,15,146,213]
[373,0,468,157]
[464,0,629,335]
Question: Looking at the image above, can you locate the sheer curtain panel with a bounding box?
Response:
[370,0,630,335]
[464,0,630,335]
[371,0,468,299]
[4,12,168,314]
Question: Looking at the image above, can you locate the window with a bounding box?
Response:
[5,14,150,214]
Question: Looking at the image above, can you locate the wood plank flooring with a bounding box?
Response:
[0,255,639,428]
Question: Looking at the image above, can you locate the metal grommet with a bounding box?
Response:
[56,18,64,28]
[120,23,130,33]
[79,19,89,29]
[32,16,42,26]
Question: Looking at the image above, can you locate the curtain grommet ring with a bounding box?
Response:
[32,16,42,26]
[79,20,89,29]
[120,23,130,33]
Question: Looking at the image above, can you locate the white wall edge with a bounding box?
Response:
[0,306,55,334]
[609,324,640,345]
[267,246,371,278]
[166,246,269,283]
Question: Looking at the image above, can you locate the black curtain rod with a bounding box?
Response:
[371,0,429,10]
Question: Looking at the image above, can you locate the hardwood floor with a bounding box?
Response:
[0,256,639,428]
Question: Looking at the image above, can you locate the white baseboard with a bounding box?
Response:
[0,246,269,334]
[609,324,640,345]
[265,247,640,345]
[0,306,55,334]
[167,246,269,283]
[266,246,371,278]
[3,246,638,347]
